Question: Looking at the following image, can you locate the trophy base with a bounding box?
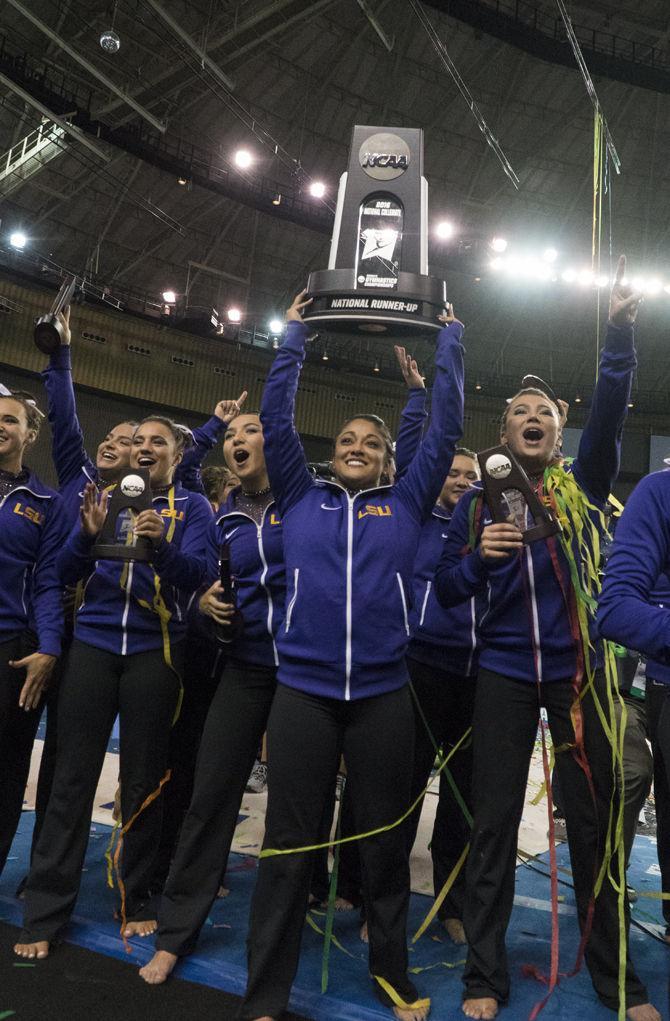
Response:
[34,315,67,355]
[90,542,153,562]
[302,269,447,336]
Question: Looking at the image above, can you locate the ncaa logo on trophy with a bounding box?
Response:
[302,126,447,336]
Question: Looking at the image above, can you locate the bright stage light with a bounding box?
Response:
[542,247,558,263]
[234,149,253,169]
[435,221,455,240]
[309,181,326,198]
[489,257,503,270]
[269,319,283,334]
[162,290,176,303]
[577,269,593,287]
[561,269,576,283]
[596,275,609,288]
[490,237,508,253]
[227,308,242,323]
[322,350,329,361]
[9,231,26,249]
[646,278,662,295]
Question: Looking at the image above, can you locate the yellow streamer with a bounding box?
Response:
[413,842,470,943]
[260,725,471,859]
[373,975,430,1012]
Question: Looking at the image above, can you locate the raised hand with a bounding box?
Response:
[57,305,71,346]
[286,289,313,323]
[80,482,109,536]
[394,345,425,389]
[10,652,56,711]
[609,255,643,325]
[438,303,464,328]
[215,391,248,423]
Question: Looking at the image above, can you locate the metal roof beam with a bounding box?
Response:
[5,0,168,134]
[141,0,236,93]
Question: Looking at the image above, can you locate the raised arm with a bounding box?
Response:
[39,309,95,488]
[597,472,670,661]
[573,255,641,503]
[393,345,427,479]
[259,293,315,515]
[175,394,247,495]
[393,312,465,522]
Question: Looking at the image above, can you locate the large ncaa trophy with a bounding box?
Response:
[302,126,447,335]
[91,468,153,562]
[477,446,559,544]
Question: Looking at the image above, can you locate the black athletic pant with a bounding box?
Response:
[618,693,652,870]
[150,636,224,892]
[0,634,42,876]
[156,658,277,955]
[239,682,418,1021]
[20,638,183,942]
[463,668,648,1010]
[646,678,670,928]
[405,657,475,920]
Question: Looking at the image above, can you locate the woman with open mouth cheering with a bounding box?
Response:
[237,290,465,1021]
[14,416,212,960]
[138,403,287,986]
[434,257,658,1021]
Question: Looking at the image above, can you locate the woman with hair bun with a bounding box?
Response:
[14,415,212,959]
[237,290,465,1021]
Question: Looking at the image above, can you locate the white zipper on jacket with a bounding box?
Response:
[465,596,476,676]
[419,580,431,627]
[0,484,54,509]
[525,545,543,682]
[285,568,299,632]
[217,503,278,666]
[318,481,394,702]
[396,573,410,636]
[121,562,134,656]
[345,493,355,699]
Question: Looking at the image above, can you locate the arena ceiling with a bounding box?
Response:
[1,0,670,409]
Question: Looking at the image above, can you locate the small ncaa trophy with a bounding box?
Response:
[91,468,153,562]
[477,446,559,544]
[302,126,447,335]
[34,275,77,354]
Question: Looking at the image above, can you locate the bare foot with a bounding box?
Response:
[627,1005,662,1021]
[334,896,354,911]
[139,949,178,985]
[462,998,498,1020]
[123,919,157,938]
[393,1005,429,1021]
[217,885,229,899]
[444,918,467,945]
[14,940,49,959]
[360,920,369,943]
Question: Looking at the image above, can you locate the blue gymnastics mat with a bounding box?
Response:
[1,815,668,1021]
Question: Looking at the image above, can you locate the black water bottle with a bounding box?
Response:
[215,543,243,644]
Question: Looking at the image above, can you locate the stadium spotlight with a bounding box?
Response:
[9,231,27,249]
[561,268,576,283]
[373,361,380,373]
[227,308,242,323]
[542,247,558,263]
[435,221,455,240]
[309,181,326,198]
[234,149,253,169]
[490,237,508,253]
[162,290,176,303]
[269,319,283,334]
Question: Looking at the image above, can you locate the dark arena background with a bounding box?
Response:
[1,2,670,1021]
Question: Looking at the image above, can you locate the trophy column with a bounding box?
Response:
[303,126,447,336]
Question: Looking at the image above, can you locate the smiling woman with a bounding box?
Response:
[236,291,465,1021]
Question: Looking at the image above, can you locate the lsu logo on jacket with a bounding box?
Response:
[13,502,44,526]
[358,504,392,520]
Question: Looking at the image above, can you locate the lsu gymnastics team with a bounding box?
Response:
[1,263,661,1021]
